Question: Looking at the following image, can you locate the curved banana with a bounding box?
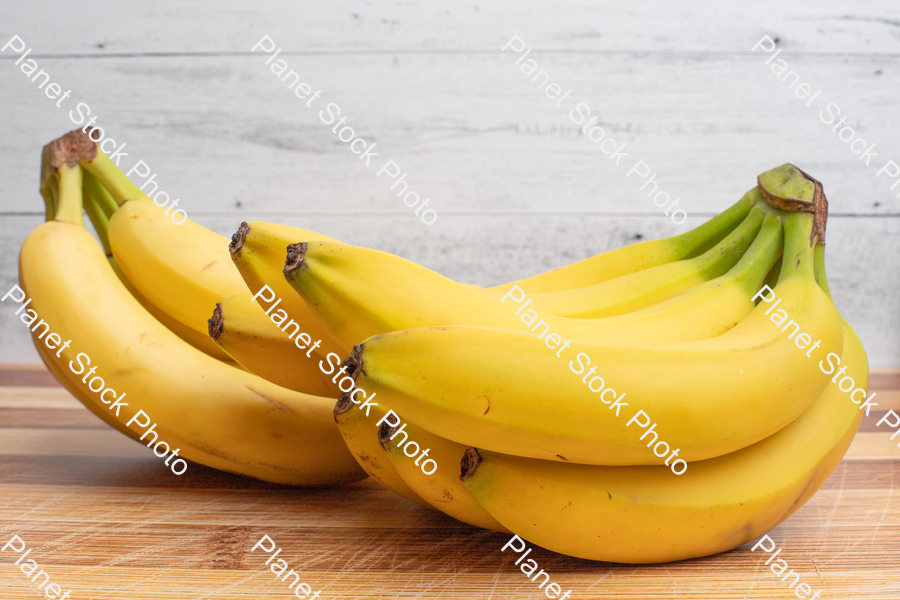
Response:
[350,207,842,465]
[379,416,509,532]
[283,203,770,351]
[524,192,767,318]
[80,170,239,363]
[229,221,345,354]
[33,331,138,441]
[333,393,431,507]
[485,192,753,293]
[459,315,865,563]
[208,293,337,396]
[76,137,250,360]
[23,143,364,485]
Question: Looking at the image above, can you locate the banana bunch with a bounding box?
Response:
[29,128,728,483]
[20,128,866,565]
[23,131,367,484]
[280,163,866,563]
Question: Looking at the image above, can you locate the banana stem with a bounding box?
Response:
[813,243,833,300]
[55,165,84,226]
[730,212,784,292]
[693,204,766,275]
[674,190,757,259]
[83,169,120,219]
[40,175,59,222]
[81,146,147,206]
[39,144,59,222]
[757,163,828,246]
[776,211,816,284]
[83,183,112,254]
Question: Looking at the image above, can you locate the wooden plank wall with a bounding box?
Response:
[1,0,898,370]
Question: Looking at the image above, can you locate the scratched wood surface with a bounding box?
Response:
[0,365,898,600]
[1,1,899,367]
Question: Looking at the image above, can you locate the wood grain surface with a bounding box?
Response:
[0,365,898,600]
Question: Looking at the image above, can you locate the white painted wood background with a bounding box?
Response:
[1,0,898,366]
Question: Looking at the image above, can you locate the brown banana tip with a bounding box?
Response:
[459,447,482,482]
[333,392,355,417]
[229,222,250,257]
[757,163,828,245]
[341,345,364,381]
[208,303,224,340]
[45,129,97,169]
[377,422,397,447]
[283,242,308,277]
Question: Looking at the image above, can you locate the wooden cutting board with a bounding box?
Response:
[1,365,898,600]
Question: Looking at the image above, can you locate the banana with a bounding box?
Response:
[228,221,344,353]
[284,202,770,351]
[22,137,365,484]
[521,192,766,318]
[333,393,431,507]
[459,314,865,563]
[350,200,841,465]
[38,149,236,433]
[485,192,753,293]
[79,169,239,364]
[75,135,250,360]
[208,292,337,396]
[378,416,509,532]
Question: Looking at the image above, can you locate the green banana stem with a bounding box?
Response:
[776,211,816,284]
[83,183,112,255]
[39,144,59,222]
[82,169,120,256]
[813,243,833,301]
[84,169,120,219]
[757,163,828,248]
[40,174,59,222]
[729,212,784,294]
[676,189,758,259]
[55,165,84,226]
[757,255,783,303]
[80,145,147,206]
[692,203,767,277]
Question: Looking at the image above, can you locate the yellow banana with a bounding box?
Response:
[525,192,765,318]
[33,329,137,441]
[75,135,250,360]
[379,416,509,532]
[351,205,842,465]
[79,168,239,364]
[283,203,770,351]
[333,393,431,507]
[22,140,364,485]
[228,221,345,353]
[459,315,865,563]
[208,293,337,396]
[484,192,753,293]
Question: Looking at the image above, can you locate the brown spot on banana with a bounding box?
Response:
[245,386,292,414]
